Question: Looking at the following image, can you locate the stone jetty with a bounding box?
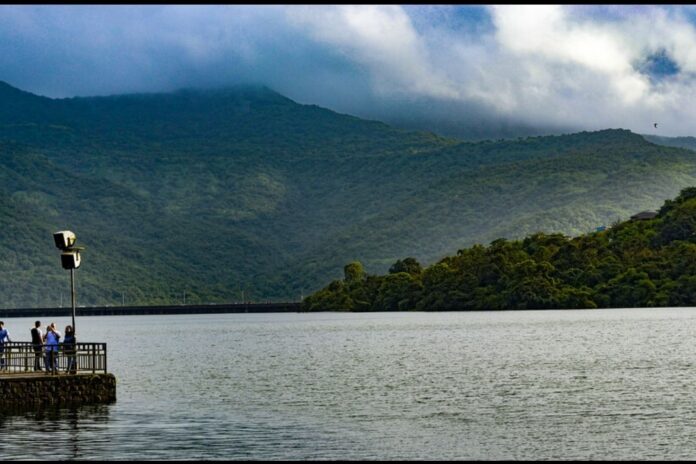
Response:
[0,373,116,410]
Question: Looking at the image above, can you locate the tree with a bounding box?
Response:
[604,268,656,307]
[388,257,423,276]
[344,261,366,284]
[375,272,422,311]
[301,280,353,311]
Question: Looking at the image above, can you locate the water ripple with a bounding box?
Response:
[2,308,696,459]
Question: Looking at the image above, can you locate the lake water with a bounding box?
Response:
[2,308,696,460]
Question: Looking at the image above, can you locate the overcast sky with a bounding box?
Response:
[2,5,696,137]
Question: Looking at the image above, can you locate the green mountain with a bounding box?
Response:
[1,81,696,308]
[303,187,696,311]
[643,134,696,152]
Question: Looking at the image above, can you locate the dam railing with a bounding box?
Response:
[0,342,107,374]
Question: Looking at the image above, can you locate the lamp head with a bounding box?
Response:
[53,231,76,250]
[60,250,81,270]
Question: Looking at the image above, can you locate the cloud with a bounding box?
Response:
[286,6,460,100]
[0,6,297,96]
[281,5,696,136]
[2,5,696,137]
[481,6,696,134]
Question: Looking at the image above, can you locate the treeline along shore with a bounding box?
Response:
[0,302,302,318]
[303,187,696,312]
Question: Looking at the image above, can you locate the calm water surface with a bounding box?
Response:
[2,308,696,460]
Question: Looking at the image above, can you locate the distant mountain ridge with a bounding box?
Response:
[642,134,696,152]
[1,81,696,308]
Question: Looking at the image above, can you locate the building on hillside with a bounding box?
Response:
[630,211,658,221]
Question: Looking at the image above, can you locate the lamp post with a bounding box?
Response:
[53,230,84,334]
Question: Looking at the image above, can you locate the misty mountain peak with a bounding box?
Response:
[0,81,50,102]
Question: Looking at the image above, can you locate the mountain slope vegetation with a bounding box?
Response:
[303,188,696,311]
[1,81,696,308]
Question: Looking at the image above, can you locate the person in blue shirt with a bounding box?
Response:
[43,323,61,375]
[0,321,10,370]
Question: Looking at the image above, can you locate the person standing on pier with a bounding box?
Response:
[0,321,10,370]
[63,325,77,374]
[43,323,60,375]
[30,321,44,371]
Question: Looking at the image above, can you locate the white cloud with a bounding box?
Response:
[435,5,696,134]
[489,5,651,106]
[4,5,696,136]
[284,4,696,135]
[285,6,460,100]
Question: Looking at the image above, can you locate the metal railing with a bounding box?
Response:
[0,342,107,374]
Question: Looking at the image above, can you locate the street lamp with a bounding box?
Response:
[53,230,84,334]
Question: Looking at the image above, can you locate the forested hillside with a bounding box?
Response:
[2,81,696,308]
[643,134,696,152]
[303,188,696,311]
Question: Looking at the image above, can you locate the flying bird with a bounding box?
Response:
[654,123,658,128]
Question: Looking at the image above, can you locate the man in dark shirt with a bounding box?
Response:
[30,320,43,371]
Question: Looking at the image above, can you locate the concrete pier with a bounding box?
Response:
[0,373,116,410]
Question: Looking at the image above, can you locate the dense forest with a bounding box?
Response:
[303,188,696,311]
[2,81,696,308]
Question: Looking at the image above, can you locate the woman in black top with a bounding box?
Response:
[63,325,77,374]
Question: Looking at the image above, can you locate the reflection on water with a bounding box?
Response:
[2,308,696,459]
[0,405,111,460]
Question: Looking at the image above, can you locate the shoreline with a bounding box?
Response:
[0,302,302,318]
[1,304,694,318]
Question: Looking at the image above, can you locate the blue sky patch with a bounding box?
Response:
[635,49,680,83]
